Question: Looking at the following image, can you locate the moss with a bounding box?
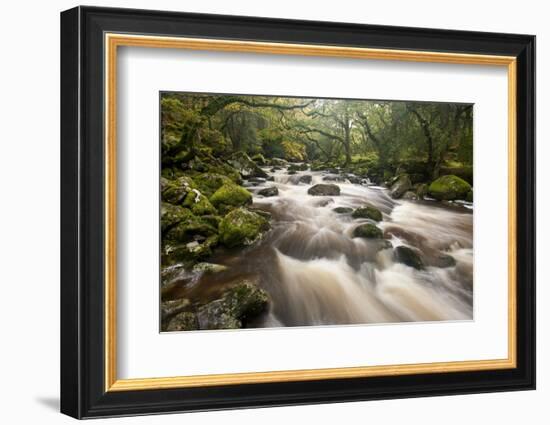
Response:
[163,212,217,244]
[219,207,270,248]
[165,311,199,332]
[163,235,219,265]
[193,173,234,197]
[160,203,193,234]
[162,176,195,204]
[352,223,383,239]
[466,190,473,203]
[182,189,217,215]
[428,175,472,201]
[352,205,383,221]
[209,183,252,214]
[251,153,267,165]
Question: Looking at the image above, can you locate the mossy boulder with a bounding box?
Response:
[182,189,217,215]
[210,183,252,214]
[333,207,353,214]
[428,175,472,201]
[160,203,192,234]
[288,163,308,172]
[298,175,312,184]
[352,205,383,221]
[352,223,383,239]
[162,176,195,204]
[227,152,268,178]
[219,207,270,248]
[390,174,412,199]
[193,173,234,197]
[271,158,288,167]
[196,280,269,329]
[394,246,424,270]
[192,262,228,274]
[308,183,340,196]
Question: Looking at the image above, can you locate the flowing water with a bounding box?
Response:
[167,166,474,327]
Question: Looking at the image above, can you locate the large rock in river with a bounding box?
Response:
[390,174,412,199]
[308,183,340,196]
[394,246,424,270]
[219,207,270,248]
[352,205,383,221]
[196,280,269,329]
[352,223,383,239]
[258,186,279,197]
[428,175,472,201]
[209,183,252,214]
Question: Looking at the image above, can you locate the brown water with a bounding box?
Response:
[165,166,474,327]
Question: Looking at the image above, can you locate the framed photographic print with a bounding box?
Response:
[60,6,536,419]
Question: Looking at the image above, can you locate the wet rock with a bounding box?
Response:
[433,253,456,268]
[270,167,282,172]
[333,207,353,214]
[192,262,228,274]
[196,280,269,330]
[209,183,252,214]
[163,235,219,265]
[219,207,270,248]
[390,174,412,199]
[298,175,312,184]
[165,311,199,332]
[267,176,275,181]
[352,206,383,221]
[316,199,334,207]
[258,186,279,197]
[428,175,472,201]
[401,191,418,201]
[377,239,393,251]
[287,170,297,175]
[394,246,424,270]
[227,152,268,178]
[353,223,383,239]
[345,174,363,184]
[246,177,267,185]
[308,183,341,196]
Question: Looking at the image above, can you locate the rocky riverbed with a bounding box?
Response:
[160,153,473,332]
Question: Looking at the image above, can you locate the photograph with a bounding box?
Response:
[159,93,475,332]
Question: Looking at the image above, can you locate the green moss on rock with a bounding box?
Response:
[160,203,193,234]
[393,246,424,270]
[162,176,196,204]
[352,205,383,221]
[193,173,234,197]
[182,189,217,215]
[428,175,472,201]
[210,184,252,214]
[352,223,383,239]
[196,280,269,329]
[219,207,270,248]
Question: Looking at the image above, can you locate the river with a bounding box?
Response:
[168,165,474,328]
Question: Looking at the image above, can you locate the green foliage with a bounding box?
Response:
[281,140,307,161]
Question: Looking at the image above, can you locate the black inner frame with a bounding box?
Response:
[61,6,535,419]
